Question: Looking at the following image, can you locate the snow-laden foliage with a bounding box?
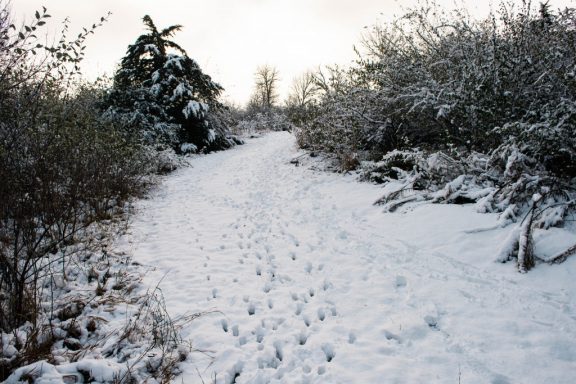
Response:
[0,5,188,381]
[360,146,575,271]
[105,15,237,152]
[294,1,576,271]
[235,110,293,135]
[298,2,576,165]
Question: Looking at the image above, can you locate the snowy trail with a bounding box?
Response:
[120,132,576,384]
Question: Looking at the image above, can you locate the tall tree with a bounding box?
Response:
[287,71,317,108]
[285,71,318,126]
[249,65,279,112]
[114,15,186,88]
[106,15,233,151]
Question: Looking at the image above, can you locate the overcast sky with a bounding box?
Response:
[10,0,575,105]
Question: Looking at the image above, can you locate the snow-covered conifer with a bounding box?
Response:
[105,15,235,152]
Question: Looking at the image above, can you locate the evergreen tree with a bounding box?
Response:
[105,15,233,152]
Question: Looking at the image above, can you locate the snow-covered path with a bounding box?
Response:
[121,132,576,384]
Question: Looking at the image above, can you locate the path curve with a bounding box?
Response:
[121,132,576,384]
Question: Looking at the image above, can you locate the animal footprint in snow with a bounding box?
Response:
[254,326,265,343]
[232,324,239,336]
[295,302,304,316]
[395,275,407,288]
[221,319,229,333]
[318,308,326,321]
[303,315,311,327]
[273,341,284,362]
[424,315,439,329]
[322,343,335,362]
[383,330,402,343]
[271,319,284,331]
[297,332,308,345]
[248,303,256,316]
[348,332,356,344]
[227,362,244,384]
[305,262,313,274]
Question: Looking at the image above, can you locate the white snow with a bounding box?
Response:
[180,142,198,154]
[172,82,192,101]
[182,100,205,119]
[6,359,128,384]
[144,44,160,56]
[164,54,184,71]
[118,132,576,383]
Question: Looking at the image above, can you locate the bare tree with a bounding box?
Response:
[313,65,348,95]
[285,71,319,127]
[286,71,317,109]
[249,64,279,111]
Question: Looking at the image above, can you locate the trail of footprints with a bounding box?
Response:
[202,190,443,383]
[197,205,443,383]
[206,211,348,383]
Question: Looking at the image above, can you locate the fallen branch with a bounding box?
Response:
[546,243,576,264]
[517,209,535,273]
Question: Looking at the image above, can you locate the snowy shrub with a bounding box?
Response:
[0,6,153,379]
[362,146,575,271]
[236,110,293,135]
[294,0,576,270]
[298,0,576,167]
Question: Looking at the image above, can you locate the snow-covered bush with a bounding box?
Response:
[294,0,576,271]
[298,1,576,169]
[0,5,154,378]
[236,110,293,135]
[361,145,575,272]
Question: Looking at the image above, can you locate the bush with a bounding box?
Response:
[235,110,293,134]
[298,0,576,171]
[295,0,576,271]
[0,4,146,333]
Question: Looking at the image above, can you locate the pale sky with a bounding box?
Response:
[10,0,575,106]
